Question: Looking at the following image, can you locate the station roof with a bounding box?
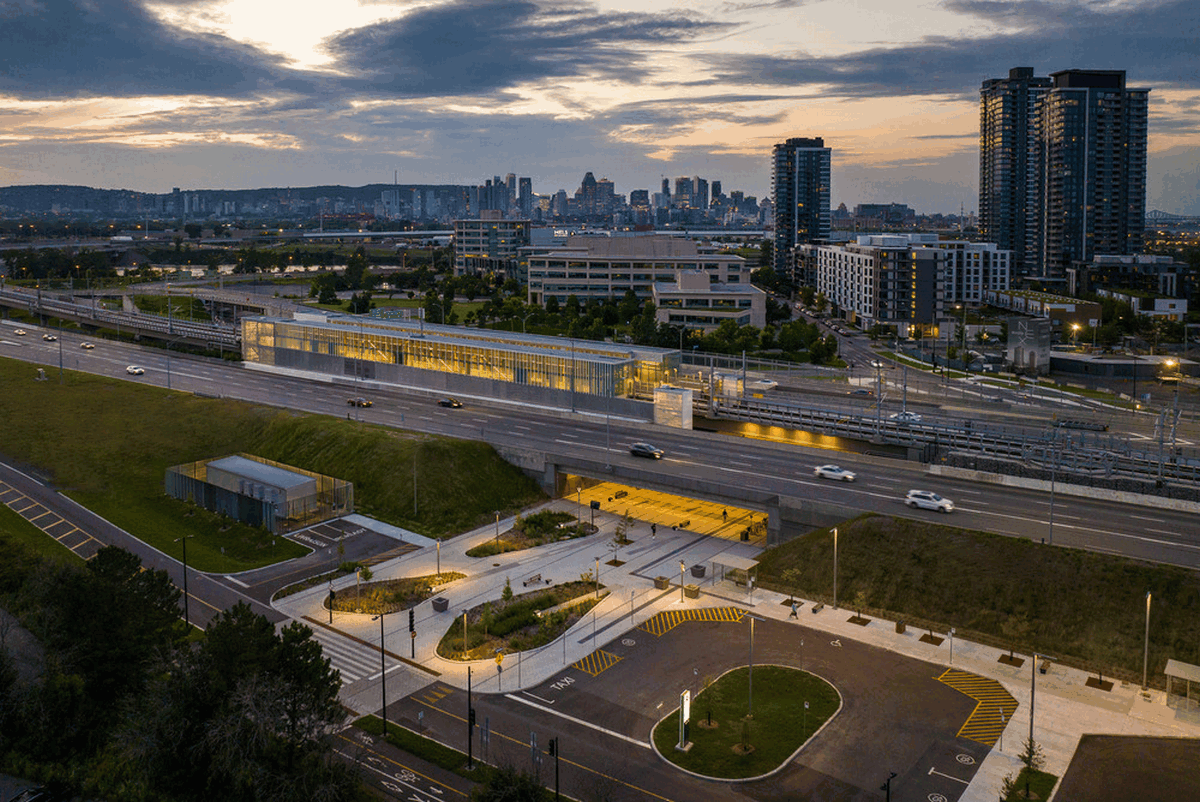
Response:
[207,455,313,489]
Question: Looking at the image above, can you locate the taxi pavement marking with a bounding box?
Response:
[571,649,623,677]
[936,668,1019,747]
[636,606,746,637]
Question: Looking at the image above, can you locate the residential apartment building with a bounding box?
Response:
[652,270,767,332]
[813,234,1011,331]
[453,214,532,277]
[1066,254,1190,301]
[979,67,1052,276]
[980,68,1149,279]
[1034,70,1149,276]
[771,137,831,275]
[526,235,749,307]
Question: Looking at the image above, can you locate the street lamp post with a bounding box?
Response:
[832,527,838,609]
[1071,323,1081,349]
[494,511,500,544]
[1143,591,1152,690]
[173,534,195,626]
[372,612,389,735]
[679,561,686,603]
[746,614,765,717]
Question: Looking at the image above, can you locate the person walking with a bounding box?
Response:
[722,509,728,522]
[790,600,798,619]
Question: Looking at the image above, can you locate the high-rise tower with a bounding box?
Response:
[771,137,831,275]
[979,67,1052,276]
[1033,70,1149,276]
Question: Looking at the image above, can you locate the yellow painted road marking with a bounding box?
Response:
[637,606,746,637]
[937,668,1019,747]
[572,649,623,676]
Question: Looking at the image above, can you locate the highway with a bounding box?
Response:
[3,323,1199,572]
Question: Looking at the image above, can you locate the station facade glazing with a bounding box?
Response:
[242,312,681,400]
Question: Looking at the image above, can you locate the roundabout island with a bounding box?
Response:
[651,664,841,780]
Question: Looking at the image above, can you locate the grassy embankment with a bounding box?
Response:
[756,514,1200,686]
[0,357,544,574]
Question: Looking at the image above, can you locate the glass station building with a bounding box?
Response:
[242,312,680,411]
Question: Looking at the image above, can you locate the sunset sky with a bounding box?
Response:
[1,0,1196,214]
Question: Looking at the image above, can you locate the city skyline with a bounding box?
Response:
[1,0,1197,215]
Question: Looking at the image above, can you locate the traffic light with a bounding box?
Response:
[547,738,556,757]
[329,589,336,601]
[409,609,415,632]
[468,707,476,727]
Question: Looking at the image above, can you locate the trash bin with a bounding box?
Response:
[741,530,750,542]
[691,564,706,579]
[654,576,670,590]
[895,620,906,634]
[432,597,449,613]
[1039,660,1049,675]
[684,584,700,599]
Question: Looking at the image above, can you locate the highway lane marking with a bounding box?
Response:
[1130,515,1166,523]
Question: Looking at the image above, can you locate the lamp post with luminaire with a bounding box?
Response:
[372,612,390,735]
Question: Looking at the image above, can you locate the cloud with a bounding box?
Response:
[0,0,308,99]
[325,0,729,98]
[701,0,1200,98]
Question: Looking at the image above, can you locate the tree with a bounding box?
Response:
[184,223,202,239]
[780,568,801,604]
[471,764,551,801]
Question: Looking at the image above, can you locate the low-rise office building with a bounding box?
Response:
[652,270,767,331]
[454,215,532,278]
[526,234,749,307]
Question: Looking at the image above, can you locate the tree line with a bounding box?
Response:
[0,541,355,801]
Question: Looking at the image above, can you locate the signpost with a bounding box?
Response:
[677,689,692,751]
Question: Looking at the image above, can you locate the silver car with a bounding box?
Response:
[905,490,954,513]
[814,465,856,482]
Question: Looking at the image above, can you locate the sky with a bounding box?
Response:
[0,0,1197,215]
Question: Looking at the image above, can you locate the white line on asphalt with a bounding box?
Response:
[224,575,249,587]
[521,691,556,705]
[1129,515,1166,523]
[507,694,651,749]
[928,766,969,784]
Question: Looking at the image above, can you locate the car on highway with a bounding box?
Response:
[905,490,954,513]
[814,464,856,482]
[80,342,96,349]
[125,365,145,375]
[42,334,57,342]
[437,397,463,408]
[13,329,26,336]
[889,411,923,423]
[629,442,664,459]
[347,397,372,408]
[848,388,874,396]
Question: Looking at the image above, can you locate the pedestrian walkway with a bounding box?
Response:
[272,494,1200,802]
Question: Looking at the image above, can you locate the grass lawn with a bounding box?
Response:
[652,666,839,779]
[756,515,1200,684]
[1003,768,1058,800]
[0,503,82,565]
[0,358,544,574]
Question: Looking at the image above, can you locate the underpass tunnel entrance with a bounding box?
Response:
[559,473,768,546]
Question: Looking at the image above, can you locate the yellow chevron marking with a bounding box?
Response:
[637,606,746,637]
[936,668,1019,747]
[572,649,623,677]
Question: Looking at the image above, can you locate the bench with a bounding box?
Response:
[811,603,825,614]
[523,574,543,587]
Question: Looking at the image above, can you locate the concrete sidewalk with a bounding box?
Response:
[274,497,1200,802]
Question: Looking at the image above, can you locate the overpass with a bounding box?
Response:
[494,446,860,546]
[0,285,240,350]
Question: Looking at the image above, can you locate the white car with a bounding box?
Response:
[80,342,96,350]
[126,365,145,375]
[889,411,923,423]
[814,465,856,482]
[905,490,954,513]
[13,329,26,336]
